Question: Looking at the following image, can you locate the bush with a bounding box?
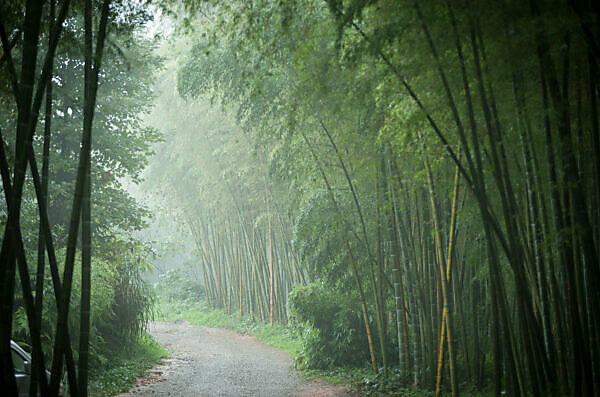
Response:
[154,267,205,310]
[11,240,156,373]
[97,244,156,345]
[289,281,370,369]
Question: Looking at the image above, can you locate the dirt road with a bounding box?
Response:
[117,321,354,397]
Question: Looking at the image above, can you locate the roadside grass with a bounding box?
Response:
[155,299,302,356]
[155,298,489,396]
[155,300,426,395]
[304,366,491,396]
[89,333,167,397]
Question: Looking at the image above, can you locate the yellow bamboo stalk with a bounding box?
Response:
[420,130,460,397]
[444,162,461,396]
[436,309,447,393]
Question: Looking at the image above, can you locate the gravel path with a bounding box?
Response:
[116,321,355,397]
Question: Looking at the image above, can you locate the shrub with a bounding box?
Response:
[154,267,205,312]
[11,240,156,372]
[289,281,370,369]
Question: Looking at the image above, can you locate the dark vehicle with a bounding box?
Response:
[11,340,64,397]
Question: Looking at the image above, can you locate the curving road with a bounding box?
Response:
[117,321,354,397]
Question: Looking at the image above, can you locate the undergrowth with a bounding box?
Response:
[153,270,489,396]
[302,366,490,396]
[89,333,167,397]
[155,292,479,396]
[156,298,490,396]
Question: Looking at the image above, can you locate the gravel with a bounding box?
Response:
[116,321,355,397]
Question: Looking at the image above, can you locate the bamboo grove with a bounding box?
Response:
[143,72,309,326]
[0,1,109,395]
[159,0,600,396]
[186,198,307,325]
[2,0,599,396]
[0,1,158,396]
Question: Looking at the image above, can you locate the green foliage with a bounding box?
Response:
[94,0,600,395]
[0,26,162,247]
[97,239,156,344]
[0,4,165,393]
[89,333,167,397]
[154,267,205,312]
[304,366,490,396]
[11,241,156,368]
[289,282,369,369]
[358,368,493,396]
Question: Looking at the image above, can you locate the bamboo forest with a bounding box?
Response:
[1,0,599,396]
